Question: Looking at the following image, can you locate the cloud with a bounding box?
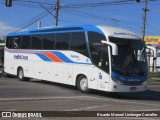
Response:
[0,22,18,36]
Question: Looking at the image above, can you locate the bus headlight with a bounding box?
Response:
[112,78,123,85]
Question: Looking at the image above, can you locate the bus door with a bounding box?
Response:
[97,46,110,91]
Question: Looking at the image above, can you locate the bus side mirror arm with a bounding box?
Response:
[101,40,118,56]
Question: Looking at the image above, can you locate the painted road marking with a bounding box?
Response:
[0,95,160,108]
[83,96,160,107]
[0,96,88,101]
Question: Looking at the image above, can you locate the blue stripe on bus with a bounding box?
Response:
[111,72,147,83]
[5,48,93,65]
[52,51,75,63]
[36,53,52,62]
[52,51,92,65]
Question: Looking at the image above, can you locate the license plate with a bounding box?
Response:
[130,87,137,92]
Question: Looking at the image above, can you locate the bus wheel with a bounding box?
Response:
[77,75,90,93]
[17,68,29,81]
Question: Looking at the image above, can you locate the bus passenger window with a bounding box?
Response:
[6,36,13,49]
[13,36,21,49]
[70,32,88,56]
[21,35,31,49]
[55,33,70,50]
[31,34,43,49]
[70,32,87,50]
[43,34,55,50]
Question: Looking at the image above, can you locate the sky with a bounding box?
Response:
[0,0,159,38]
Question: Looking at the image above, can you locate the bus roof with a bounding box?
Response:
[98,26,140,40]
[7,24,141,40]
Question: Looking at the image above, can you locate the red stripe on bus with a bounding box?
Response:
[43,52,63,62]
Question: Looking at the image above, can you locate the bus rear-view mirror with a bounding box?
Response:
[101,40,118,56]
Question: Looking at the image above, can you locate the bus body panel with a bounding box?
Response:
[5,48,111,90]
[4,24,148,93]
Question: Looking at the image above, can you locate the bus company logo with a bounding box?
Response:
[114,32,138,37]
[71,55,80,59]
[14,54,28,60]
[71,55,80,61]
[127,78,141,82]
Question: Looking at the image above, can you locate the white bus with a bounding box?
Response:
[4,25,148,92]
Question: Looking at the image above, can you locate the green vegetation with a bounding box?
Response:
[0,38,5,43]
[149,72,160,77]
[148,72,160,82]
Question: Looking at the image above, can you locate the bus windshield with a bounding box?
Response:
[109,37,148,75]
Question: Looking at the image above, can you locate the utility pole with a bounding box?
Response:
[142,0,149,41]
[55,0,60,26]
[6,0,12,7]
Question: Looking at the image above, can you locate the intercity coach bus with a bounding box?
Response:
[4,24,148,93]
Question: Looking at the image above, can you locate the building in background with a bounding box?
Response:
[145,36,160,45]
[144,36,160,72]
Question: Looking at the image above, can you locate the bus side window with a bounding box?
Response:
[21,35,31,49]
[70,32,88,56]
[6,36,13,49]
[88,32,109,73]
[55,33,70,50]
[31,34,43,49]
[98,47,109,72]
[13,36,21,49]
[43,33,55,50]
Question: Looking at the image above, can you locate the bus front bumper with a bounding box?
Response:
[108,81,147,92]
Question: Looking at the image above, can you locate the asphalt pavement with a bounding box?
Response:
[0,76,160,120]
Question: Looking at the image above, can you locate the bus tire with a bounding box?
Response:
[17,67,29,81]
[77,75,90,93]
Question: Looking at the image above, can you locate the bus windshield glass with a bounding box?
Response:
[109,37,148,75]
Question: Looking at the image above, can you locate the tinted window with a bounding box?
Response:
[13,36,21,49]
[21,35,31,49]
[6,36,13,49]
[43,34,55,49]
[70,32,87,50]
[88,32,109,72]
[31,34,42,49]
[88,32,106,57]
[55,33,70,50]
[98,47,109,72]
